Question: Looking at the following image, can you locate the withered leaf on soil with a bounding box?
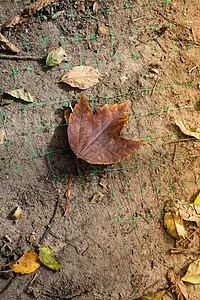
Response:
[10,206,21,220]
[46,46,66,66]
[1,0,53,31]
[164,211,186,239]
[0,33,20,53]
[39,247,61,271]
[2,88,34,105]
[178,203,200,223]
[139,290,165,300]
[167,268,189,300]
[90,192,104,204]
[175,119,200,139]
[182,259,200,284]
[61,66,103,89]
[68,94,145,164]
[10,250,40,274]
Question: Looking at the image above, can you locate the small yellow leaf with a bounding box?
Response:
[10,206,21,220]
[90,192,104,204]
[39,247,61,271]
[164,212,185,239]
[194,192,200,205]
[182,259,200,284]
[10,250,40,274]
[139,290,165,299]
[46,46,66,67]
[175,119,200,140]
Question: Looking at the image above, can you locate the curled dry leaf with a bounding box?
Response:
[10,250,40,274]
[178,203,200,223]
[167,268,189,300]
[61,66,103,89]
[98,26,107,36]
[68,94,145,164]
[139,290,165,300]
[164,212,186,239]
[46,46,66,66]
[10,206,21,220]
[39,247,61,271]
[0,33,20,53]
[90,192,104,204]
[182,259,200,284]
[175,119,200,139]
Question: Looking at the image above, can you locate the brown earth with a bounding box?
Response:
[0,0,200,299]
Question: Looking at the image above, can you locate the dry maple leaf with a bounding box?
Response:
[64,94,145,215]
[68,94,144,164]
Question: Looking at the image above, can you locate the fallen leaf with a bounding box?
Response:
[167,268,189,300]
[28,234,36,244]
[39,247,61,271]
[2,89,34,105]
[46,46,66,67]
[90,192,104,204]
[61,66,103,89]
[164,212,186,239]
[2,0,53,31]
[10,206,21,220]
[139,290,165,299]
[64,108,72,124]
[67,94,144,164]
[182,259,200,284]
[0,33,20,53]
[179,203,200,223]
[175,119,200,139]
[10,250,40,274]
[98,26,107,36]
[194,192,200,205]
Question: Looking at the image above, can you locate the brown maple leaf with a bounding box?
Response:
[67,94,144,164]
[64,94,145,215]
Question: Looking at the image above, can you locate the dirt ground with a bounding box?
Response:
[0,0,200,299]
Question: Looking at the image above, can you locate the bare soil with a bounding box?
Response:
[0,0,200,299]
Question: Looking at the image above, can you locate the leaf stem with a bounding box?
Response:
[64,158,77,216]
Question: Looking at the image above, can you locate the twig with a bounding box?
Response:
[39,189,61,245]
[0,273,20,295]
[24,273,37,292]
[164,138,200,144]
[64,159,77,216]
[188,65,199,74]
[81,245,91,256]
[0,54,44,61]
[151,78,159,95]
[43,286,93,299]
[156,9,189,29]
[176,227,200,246]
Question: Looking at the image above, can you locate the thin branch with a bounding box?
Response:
[39,189,61,245]
[176,227,200,246]
[0,273,20,295]
[0,54,44,61]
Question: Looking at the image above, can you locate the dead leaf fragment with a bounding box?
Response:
[2,0,53,31]
[67,94,144,164]
[61,66,103,89]
[64,108,72,124]
[46,46,66,66]
[0,33,20,53]
[167,268,189,300]
[90,192,104,204]
[182,259,200,284]
[10,250,40,274]
[93,2,99,12]
[175,119,200,139]
[179,203,200,223]
[3,88,34,105]
[10,206,21,220]
[0,130,5,144]
[164,212,186,239]
[194,192,200,205]
[139,290,165,299]
[98,26,107,36]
